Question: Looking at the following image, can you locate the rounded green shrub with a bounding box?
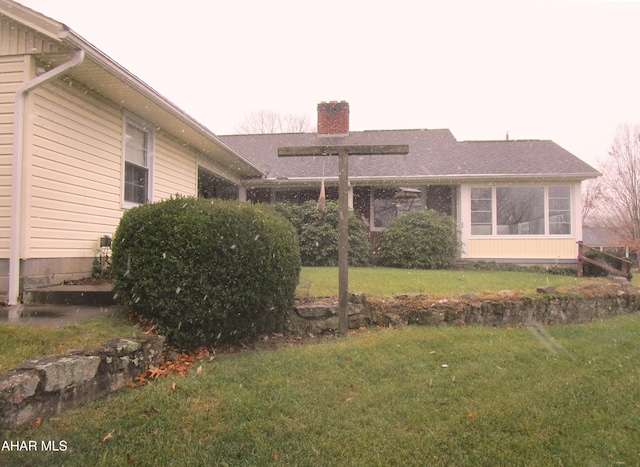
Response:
[111,196,301,350]
[377,209,460,269]
[274,201,370,266]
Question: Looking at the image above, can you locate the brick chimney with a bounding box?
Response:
[317,101,349,135]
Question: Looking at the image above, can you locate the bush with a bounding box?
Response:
[582,250,632,280]
[274,201,371,266]
[377,209,460,269]
[111,196,301,350]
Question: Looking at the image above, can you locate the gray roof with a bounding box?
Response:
[220,129,600,185]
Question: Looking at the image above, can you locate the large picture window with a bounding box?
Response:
[497,186,544,235]
[123,117,153,205]
[471,186,571,236]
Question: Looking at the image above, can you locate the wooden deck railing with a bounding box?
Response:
[577,241,632,278]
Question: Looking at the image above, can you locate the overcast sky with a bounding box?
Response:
[16,0,640,168]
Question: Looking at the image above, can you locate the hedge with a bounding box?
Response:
[111,196,301,350]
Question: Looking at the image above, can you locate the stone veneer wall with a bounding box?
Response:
[0,335,164,429]
[289,284,640,334]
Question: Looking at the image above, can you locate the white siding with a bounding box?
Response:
[0,17,65,56]
[0,55,28,257]
[27,80,123,258]
[153,136,197,201]
[26,81,209,258]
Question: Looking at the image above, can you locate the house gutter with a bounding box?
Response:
[8,49,85,306]
[243,172,601,188]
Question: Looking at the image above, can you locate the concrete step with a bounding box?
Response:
[23,284,117,307]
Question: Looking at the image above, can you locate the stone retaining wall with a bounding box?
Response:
[289,284,640,334]
[0,335,164,429]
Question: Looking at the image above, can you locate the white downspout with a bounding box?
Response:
[8,49,85,306]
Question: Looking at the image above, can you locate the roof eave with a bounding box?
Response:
[61,33,264,178]
[2,1,264,179]
[243,172,600,188]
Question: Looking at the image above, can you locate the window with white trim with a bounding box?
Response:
[123,116,153,205]
[470,186,571,236]
[471,187,493,235]
[548,186,571,234]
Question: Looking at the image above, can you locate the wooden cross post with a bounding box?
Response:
[278,144,409,336]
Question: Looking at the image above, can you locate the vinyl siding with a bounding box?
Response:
[28,80,123,258]
[466,237,577,260]
[153,136,197,201]
[0,55,27,256]
[0,17,65,56]
[27,81,203,258]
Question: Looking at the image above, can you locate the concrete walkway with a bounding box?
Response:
[0,304,123,326]
[0,282,123,326]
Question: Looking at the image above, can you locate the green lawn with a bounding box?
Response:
[1,267,636,465]
[297,266,589,297]
[0,314,141,374]
[2,313,639,466]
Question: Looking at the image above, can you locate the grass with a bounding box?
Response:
[2,313,639,466]
[296,266,587,297]
[0,314,141,374]
[0,267,588,373]
[0,267,636,465]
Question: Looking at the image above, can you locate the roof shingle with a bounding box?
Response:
[220,129,599,183]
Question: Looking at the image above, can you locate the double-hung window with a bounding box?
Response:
[470,186,571,236]
[123,116,153,205]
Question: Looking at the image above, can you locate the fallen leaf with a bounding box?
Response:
[466,413,474,419]
[196,366,203,374]
[273,448,279,461]
[142,407,160,415]
[171,382,177,392]
[29,417,41,429]
[99,430,114,445]
[147,364,166,380]
[429,351,437,355]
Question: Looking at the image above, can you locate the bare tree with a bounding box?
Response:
[581,178,604,225]
[235,110,312,134]
[594,123,640,250]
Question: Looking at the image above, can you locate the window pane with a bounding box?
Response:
[496,187,544,235]
[470,187,492,235]
[125,124,147,167]
[125,162,148,204]
[549,186,571,234]
[373,188,422,228]
[471,224,492,235]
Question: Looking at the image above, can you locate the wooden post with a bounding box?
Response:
[338,148,349,335]
[278,144,409,336]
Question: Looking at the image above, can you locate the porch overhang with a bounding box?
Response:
[242,172,600,189]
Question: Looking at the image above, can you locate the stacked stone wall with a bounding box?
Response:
[0,335,164,429]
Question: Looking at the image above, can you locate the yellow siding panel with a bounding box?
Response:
[466,237,577,259]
